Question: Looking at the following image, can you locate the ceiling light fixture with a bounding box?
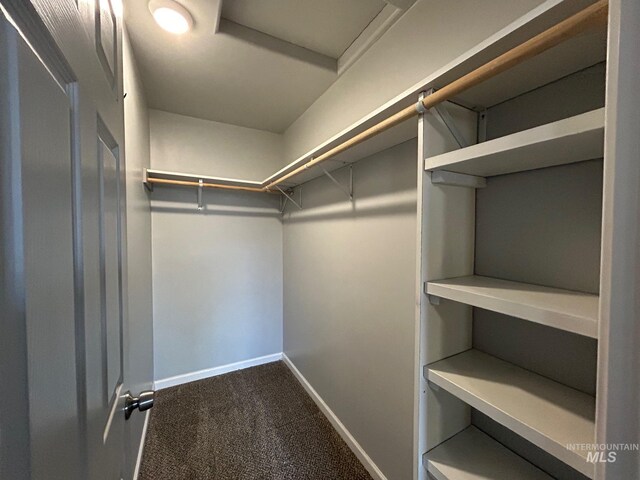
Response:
[148,0,193,35]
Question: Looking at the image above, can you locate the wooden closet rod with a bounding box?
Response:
[147,177,274,193]
[264,0,608,191]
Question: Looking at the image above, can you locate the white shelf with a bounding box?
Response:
[424,108,604,177]
[145,169,263,189]
[426,350,595,477]
[424,426,552,480]
[426,275,598,338]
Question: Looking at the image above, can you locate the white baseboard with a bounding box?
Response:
[282,354,388,480]
[154,352,283,390]
[132,409,150,480]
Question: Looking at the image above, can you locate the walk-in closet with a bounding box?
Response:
[1,0,638,479]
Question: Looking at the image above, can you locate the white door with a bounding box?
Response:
[0,0,137,478]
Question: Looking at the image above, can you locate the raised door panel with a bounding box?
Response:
[96,0,117,86]
[16,25,80,480]
[95,123,125,479]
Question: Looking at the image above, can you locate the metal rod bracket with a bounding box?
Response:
[279,195,288,215]
[417,89,434,114]
[276,186,302,211]
[197,179,204,210]
[321,165,353,201]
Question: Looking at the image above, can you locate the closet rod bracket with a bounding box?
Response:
[143,168,154,192]
[421,88,470,148]
[321,165,353,201]
[276,186,302,211]
[197,179,204,210]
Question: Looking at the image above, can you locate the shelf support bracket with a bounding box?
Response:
[197,179,204,211]
[424,283,441,305]
[427,381,442,393]
[276,186,302,211]
[431,102,470,149]
[321,165,353,201]
[431,170,486,189]
[423,87,469,149]
[279,195,288,215]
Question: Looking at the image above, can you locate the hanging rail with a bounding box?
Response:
[146,177,274,193]
[144,0,608,193]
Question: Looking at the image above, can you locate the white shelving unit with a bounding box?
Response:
[424,108,604,177]
[426,275,599,338]
[412,2,618,479]
[424,426,552,480]
[426,349,596,477]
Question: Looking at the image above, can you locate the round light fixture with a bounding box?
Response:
[148,0,193,35]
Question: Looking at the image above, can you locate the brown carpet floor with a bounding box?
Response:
[138,361,373,480]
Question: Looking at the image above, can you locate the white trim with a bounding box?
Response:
[103,383,123,443]
[282,354,388,480]
[337,5,404,76]
[153,353,283,390]
[132,410,150,480]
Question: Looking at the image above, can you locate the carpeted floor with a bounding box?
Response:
[138,361,373,480]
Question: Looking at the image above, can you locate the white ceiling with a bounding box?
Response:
[221,0,385,58]
[125,0,411,133]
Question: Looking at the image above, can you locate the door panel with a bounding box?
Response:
[15,20,80,480]
[100,137,122,403]
[98,131,125,462]
[96,0,117,85]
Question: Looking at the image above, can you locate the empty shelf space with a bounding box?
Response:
[426,349,595,477]
[426,275,598,338]
[424,109,604,177]
[424,426,552,480]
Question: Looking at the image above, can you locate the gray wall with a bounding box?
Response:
[150,112,283,383]
[123,29,154,479]
[283,140,417,480]
[150,109,283,179]
[475,159,604,295]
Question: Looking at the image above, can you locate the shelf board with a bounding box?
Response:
[424,426,552,480]
[426,350,595,477]
[424,108,604,178]
[426,275,598,338]
[145,169,263,189]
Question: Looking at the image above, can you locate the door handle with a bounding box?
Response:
[124,390,155,419]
